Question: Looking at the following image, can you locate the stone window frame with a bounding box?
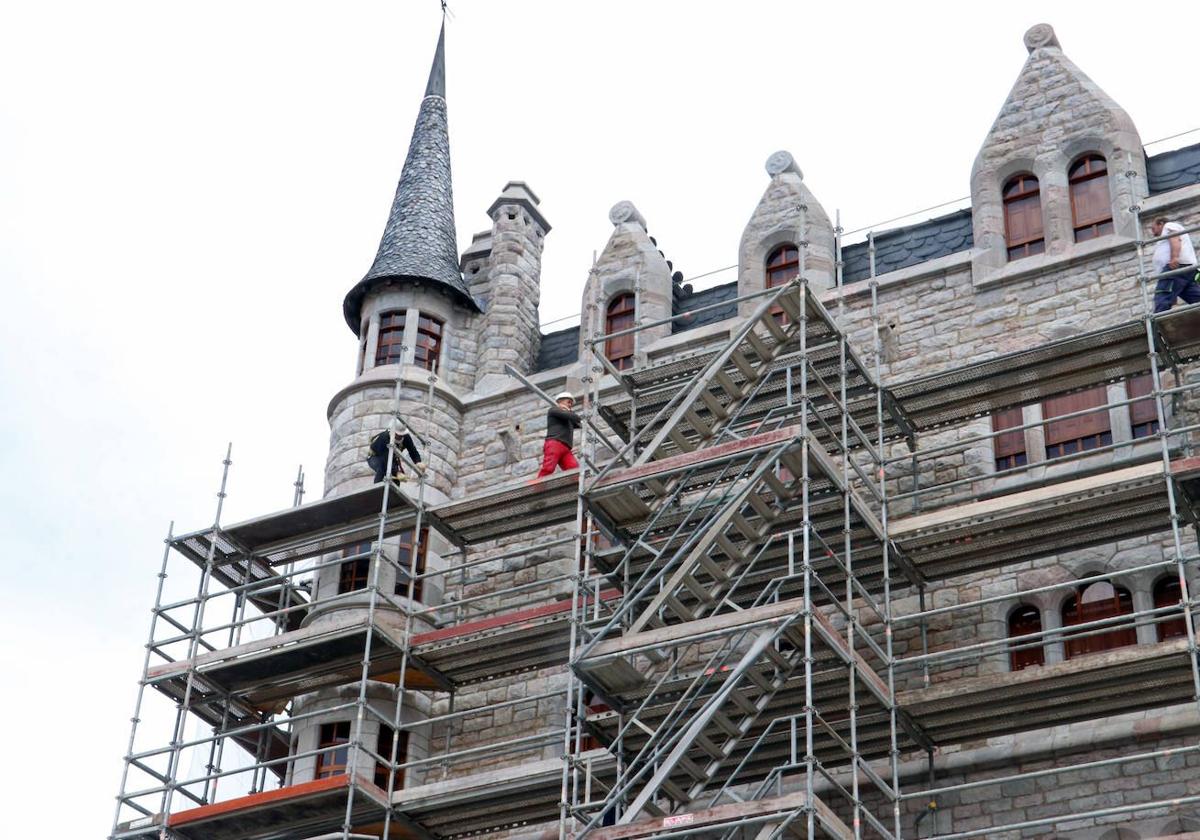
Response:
[1060,579,1137,660]
[337,540,374,594]
[393,527,430,602]
[604,292,636,371]
[997,559,1187,673]
[1152,574,1188,641]
[375,310,409,367]
[988,378,1163,479]
[1068,152,1115,242]
[315,720,351,778]
[373,724,409,790]
[765,243,800,321]
[1002,172,1046,261]
[1006,603,1046,671]
[361,307,451,375]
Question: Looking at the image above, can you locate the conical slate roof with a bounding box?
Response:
[343,22,479,334]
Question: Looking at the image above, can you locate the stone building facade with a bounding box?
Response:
[295,19,1200,839]
[118,18,1200,840]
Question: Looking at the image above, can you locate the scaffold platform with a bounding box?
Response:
[890,457,1200,581]
[410,589,621,686]
[891,306,1200,431]
[394,750,615,838]
[586,789,853,840]
[122,775,391,840]
[145,613,447,715]
[898,636,1197,745]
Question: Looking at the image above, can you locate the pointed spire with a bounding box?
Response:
[343,20,478,334]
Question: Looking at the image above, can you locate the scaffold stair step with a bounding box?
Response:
[763,311,789,343]
[684,408,714,440]
[730,350,760,383]
[679,572,715,604]
[715,370,743,400]
[699,390,729,420]
[778,289,805,322]
[746,330,776,364]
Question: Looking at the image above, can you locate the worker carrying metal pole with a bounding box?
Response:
[535,391,582,478]
[367,418,423,483]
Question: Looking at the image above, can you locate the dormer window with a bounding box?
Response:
[766,244,799,322]
[1069,154,1114,242]
[605,293,636,371]
[1003,174,1044,260]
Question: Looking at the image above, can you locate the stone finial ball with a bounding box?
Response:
[765,151,802,180]
[609,200,647,229]
[1023,23,1060,52]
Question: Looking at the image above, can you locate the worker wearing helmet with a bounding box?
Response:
[536,391,582,478]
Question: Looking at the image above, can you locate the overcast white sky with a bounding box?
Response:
[3,0,1199,832]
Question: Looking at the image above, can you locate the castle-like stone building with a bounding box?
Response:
[113,19,1200,840]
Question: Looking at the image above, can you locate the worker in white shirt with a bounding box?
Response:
[1151,216,1200,312]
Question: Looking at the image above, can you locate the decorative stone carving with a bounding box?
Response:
[765,150,802,180]
[1023,23,1060,53]
[609,200,647,230]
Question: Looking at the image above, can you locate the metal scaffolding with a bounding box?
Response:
[110,209,1200,840]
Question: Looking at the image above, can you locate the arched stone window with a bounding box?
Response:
[1069,154,1114,242]
[1062,581,1136,659]
[766,244,799,322]
[605,293,636,371]
[1008,605,1045,671]
[1003,173,1044,260]
[1154,576,1188,641]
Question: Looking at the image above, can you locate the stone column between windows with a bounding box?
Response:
[1131,587,1159,646]
[1041,604,1066,666]
[403,309,421,367]
[1108,382,1132,445]
[363,315,380,374]
[1021,404,1046,463]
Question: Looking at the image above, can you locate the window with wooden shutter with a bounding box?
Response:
[1042,386,1111,458]
[1003,174,1044,261]
[1069,154,1114,242]
[1062,581,1136,659]
[1008,605,1045,671]
[766,244,800,324]
[1127,374,1159,439]
[992,407,1027,472]
[604,294,636,371]
[1155,577,1187,642]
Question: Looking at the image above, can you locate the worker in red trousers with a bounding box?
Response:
[536,391,582,477]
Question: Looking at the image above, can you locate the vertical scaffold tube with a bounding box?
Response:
[1131,204,1200,715]
[159,445,232,840]
[111,520,175,838]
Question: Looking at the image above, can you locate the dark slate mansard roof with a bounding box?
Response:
[342,23,479,336]
[1148,141,1200,195]
[533,147,1200,372]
